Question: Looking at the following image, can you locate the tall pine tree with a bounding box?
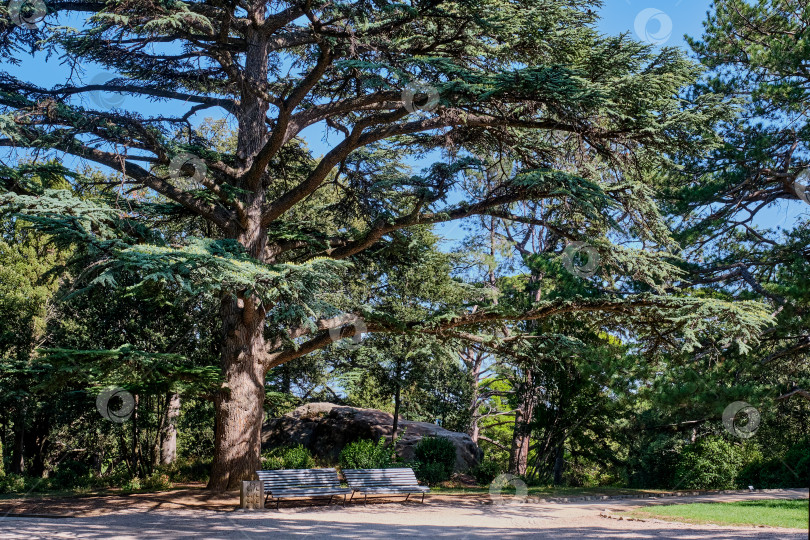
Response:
[0,0,770,488]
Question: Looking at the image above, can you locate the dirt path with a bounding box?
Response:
[0,488,806,539]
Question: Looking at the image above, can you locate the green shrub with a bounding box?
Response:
[414,437,456,473]
[141,472,172,491]
[414,461,449,486]
[339,438,396,470]
[121,477,142,492]
[738,439,810,489]
[469,459,502,486]
[159,457,211,483]
[261,444,315,470]
[413,437,456,485]
[52,460,92,490]
[673,436,745,490]
[0,473,27,493]
[629,434,685,488]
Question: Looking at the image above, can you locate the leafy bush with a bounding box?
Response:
[414,437,456,473]
[159,457,211,483]
[0,473,27,493]
[51,460,92,490]
[738,439,810,488]
[141,472,172,491]
[261,444,315,470]
[413,437,456,485]
[629,434,685,488]
[673,436,745,490]
[121,477,142,492]
[339,438,396,470]
[469,459,502,486]
[414,461,449,486]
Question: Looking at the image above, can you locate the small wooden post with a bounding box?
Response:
[240,480,263,510]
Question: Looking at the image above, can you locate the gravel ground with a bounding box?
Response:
[0,489,806,539]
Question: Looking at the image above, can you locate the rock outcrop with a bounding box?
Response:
[261,402,482,471]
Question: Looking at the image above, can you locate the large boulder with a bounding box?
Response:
[261,402,482,472]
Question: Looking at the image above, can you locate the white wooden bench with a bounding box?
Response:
[343,468,430,504]
[255,468,351,509]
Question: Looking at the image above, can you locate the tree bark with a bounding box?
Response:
[508,372,535,476]
[208,293,267,491]
[208,0,271,489]
[464,347,484,443]
[160,392,181,465]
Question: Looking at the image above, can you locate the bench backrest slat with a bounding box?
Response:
[256,468,342,489]
[343,468,421,487]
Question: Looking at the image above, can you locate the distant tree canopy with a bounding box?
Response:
[0,0,775,489]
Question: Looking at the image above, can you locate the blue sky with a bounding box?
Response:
[599,0,713,48]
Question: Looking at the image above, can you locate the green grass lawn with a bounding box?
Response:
[630,499,809,530]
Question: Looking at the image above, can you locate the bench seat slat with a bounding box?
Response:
[271,488,352,498]
[344,468,430,503]
[356,486,430,493]
[256,469,351,508]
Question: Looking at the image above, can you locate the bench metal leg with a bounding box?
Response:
[350,491,355,502]
[405,493,410,503]
[328,495,333,506]
[364,493,367,506]
[343,494,347,507]
[421,492,425,504]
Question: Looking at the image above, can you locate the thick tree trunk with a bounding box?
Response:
[160,392,181,465]
[508,373,535,476]
[208,293,267,491]
[508,408,532,476]
[208,1,272,491]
